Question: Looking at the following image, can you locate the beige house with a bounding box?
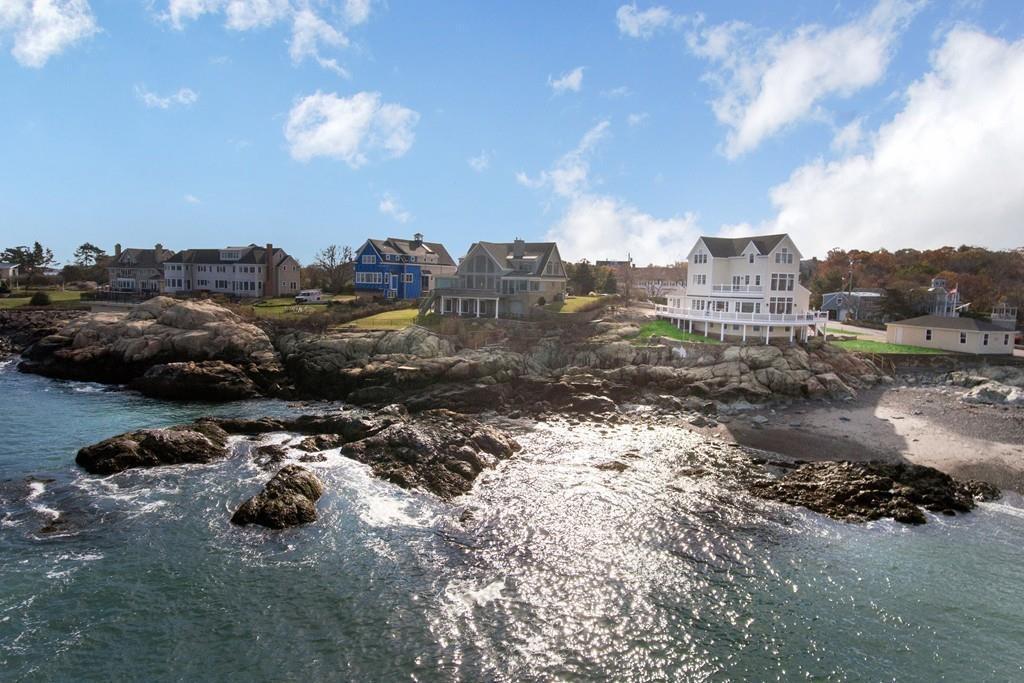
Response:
[108,244,174,294]
[885,313,1018,355]
[162,243,300,299]
[428,239,567,318]
[657,233,827,343]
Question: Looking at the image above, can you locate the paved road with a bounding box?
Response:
[824,321,886,340]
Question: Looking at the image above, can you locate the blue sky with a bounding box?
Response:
[2,1,1023,266]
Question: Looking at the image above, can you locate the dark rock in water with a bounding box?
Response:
[131,361,261,401]
[750,460,1001,525]
[595,460,629,472]
[294,434,346,452]
[340,409,520,499]
[231,465,324,529]
[252,443,288,470]
[76,422,229,474]
[299,453,327,463]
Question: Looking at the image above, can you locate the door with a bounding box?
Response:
[391,274,399,296]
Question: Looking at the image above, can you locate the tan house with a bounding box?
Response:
[162,243,300,298]
[428,239,567,318]
[108,244,174,294]
[885,312,1018,355]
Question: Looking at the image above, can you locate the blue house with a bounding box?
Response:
[354,234,457,300]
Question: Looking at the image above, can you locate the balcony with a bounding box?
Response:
[654,304,829,326]
[711,284,764,295]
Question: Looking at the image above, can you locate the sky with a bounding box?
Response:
[2,0,1024,267]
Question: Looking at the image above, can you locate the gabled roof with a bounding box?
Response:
[473,241,562,277]
[366,237,456,266]
[698,234,789,258]
[111,247,174,267]
[888,315,1017,332]
[165,245,292,267]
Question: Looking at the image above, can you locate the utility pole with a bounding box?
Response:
[624,252,633,305]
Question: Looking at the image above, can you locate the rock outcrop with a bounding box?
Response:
[19,297,285,397]
[0,309,87,354]
[962,381,1024,407]
[750,460,1000,524]
[231,465,325,529]
[76,422,230,474]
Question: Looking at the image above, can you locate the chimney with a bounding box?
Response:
[413,232,423,248]
[115,243,122,257]
[155,243,162,254]
[513,238,525,259]
[265,243,276,297]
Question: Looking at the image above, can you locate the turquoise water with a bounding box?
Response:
[1,358,1023,681]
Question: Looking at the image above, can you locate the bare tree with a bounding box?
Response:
[313,244,354,293]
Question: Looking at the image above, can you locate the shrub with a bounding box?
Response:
[536,296,546,306]
[0,280,9,294]
[30,291,51,306]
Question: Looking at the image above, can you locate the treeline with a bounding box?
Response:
[563,261,618,296]
[804,245,1024,320]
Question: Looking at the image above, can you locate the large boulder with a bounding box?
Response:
[962,381,1024,407]
[231,465,325,529]
[76,422,229,474]
[131,361,261,400]
[19,297,284,398]
[750,461,1000,524]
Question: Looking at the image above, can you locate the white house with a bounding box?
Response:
[885,305,1018,355]
[656,233,827,343]
[162,244,301,299]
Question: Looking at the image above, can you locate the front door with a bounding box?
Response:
[391,274,399,297]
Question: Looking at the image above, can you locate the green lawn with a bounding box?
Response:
[544,295,605,314]
[347,308,420,329]
[250,294,355,319]
[0,290,85,309]
[635,319,722,344]
[831,339,947,355]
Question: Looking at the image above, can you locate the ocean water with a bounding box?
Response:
[1,358,1023,681]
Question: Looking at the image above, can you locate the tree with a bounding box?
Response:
[313,244,354,293]
[571,260,595,295]
[73,242,107,267]
[602,271,618,294]
[2,242,55,286]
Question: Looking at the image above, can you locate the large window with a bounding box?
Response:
[361,254,376,264]
[768,297,794,314]
[693,251,708,264]
[775,247,793,265]
[692,274,706,285]
[770,273,795,291]
[356,272,384,285]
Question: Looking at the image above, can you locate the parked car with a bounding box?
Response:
[294,289,324,304]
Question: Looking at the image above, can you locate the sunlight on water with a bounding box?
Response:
[1,364,1023,681]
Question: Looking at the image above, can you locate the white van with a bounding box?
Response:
[294,289,324,304]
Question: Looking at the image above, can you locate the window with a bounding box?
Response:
[1005,334,1011,345]
[692,274,706,285]
[775,247,793,264]
[770,273,794,291]
[983,334,989,346]
[361,254,375,264]
[768,297,794,314]
[960,332,967,344]
[403,273,414,284]
[693,251,708,264]
[925,329,932,341]
[755,275,761,286]
[749,254,754,264]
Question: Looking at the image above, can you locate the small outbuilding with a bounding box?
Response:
[885,314,1018,355]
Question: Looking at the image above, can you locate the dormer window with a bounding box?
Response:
[220,250,241,261]
[749,253,754,264]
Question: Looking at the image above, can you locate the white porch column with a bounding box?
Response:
[457,298,462,316]
[704,321,708,337]
[720,323,725,341]
[688,320,693,333]
[789,327,794,343]
[475,298,481,317]
[765,325,771,343]
[494,299,499,319]
[742,325,747,343]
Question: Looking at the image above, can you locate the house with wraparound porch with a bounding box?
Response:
[656,233,828,343]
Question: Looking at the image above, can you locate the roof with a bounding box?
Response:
[475,241,561,277]
[165,245,293,267]
[630,265,688,281]
[111,247,174,267]
[0,262,18,268]
[366,237,456,266]
[887,315,1018,332]
[698,234,788,258]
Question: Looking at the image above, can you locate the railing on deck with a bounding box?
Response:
[654,304,828,325]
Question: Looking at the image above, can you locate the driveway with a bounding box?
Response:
[825,321,886,341]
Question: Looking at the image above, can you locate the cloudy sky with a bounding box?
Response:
[2,0,1023,265]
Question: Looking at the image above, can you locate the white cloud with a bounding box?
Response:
[548,66,584,94]
[760,28,1024,256]
[521,121,699,264]
[830,117,864,153]
[616,4,679,39]
[344,0,371,26]
[0,0,99,68]
[289,7,349,76]
[378,192,411,223]
[163,0,367,75]
[135,85,199,109]
[601,85,631,98]
[627,112,648,127]
[468,150,491,173]
[688,0,923,157]
[184,194,202,204]
[284,90,419,167]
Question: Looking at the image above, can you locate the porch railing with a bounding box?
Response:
[654,304,828,325]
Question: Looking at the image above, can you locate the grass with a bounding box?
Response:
[347,307,420,329]
[831,339,947,355]
[250,294,356,319]
[543,295,604,314]
[0,289,85,309]
[634,319,722,345]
